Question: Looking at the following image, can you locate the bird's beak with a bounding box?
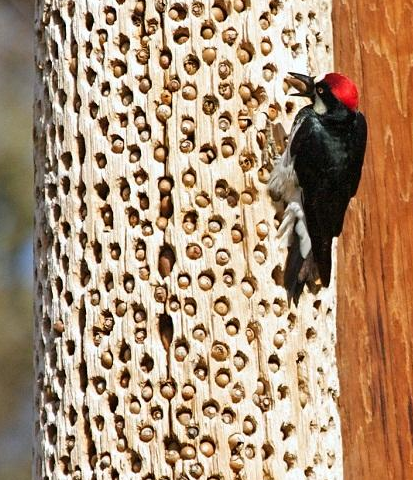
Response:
[287,72,315,97]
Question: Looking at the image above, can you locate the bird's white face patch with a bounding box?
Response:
[314,93,327,115]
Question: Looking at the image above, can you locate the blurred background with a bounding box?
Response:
[0,0,34,478]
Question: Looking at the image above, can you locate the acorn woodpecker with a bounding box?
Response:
[268,72,367,304]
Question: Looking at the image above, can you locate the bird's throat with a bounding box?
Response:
[314,94,327,115]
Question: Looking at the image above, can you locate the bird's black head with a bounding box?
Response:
[287,72,359,115]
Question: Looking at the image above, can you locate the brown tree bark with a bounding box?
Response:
[333,1,413,478]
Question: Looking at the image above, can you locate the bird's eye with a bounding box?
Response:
[317,87,324,94]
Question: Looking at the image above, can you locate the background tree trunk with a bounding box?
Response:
[34,1,341,479]
[333,1,413,479]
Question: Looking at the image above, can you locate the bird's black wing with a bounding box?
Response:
[288,108,367,286]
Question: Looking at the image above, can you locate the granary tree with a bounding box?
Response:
[34,1,341,479]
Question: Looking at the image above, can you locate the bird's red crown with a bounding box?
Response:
[324,73,359,111]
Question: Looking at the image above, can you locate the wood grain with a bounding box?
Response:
[333,0,413,478]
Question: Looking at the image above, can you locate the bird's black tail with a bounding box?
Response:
[284,233,304,305]
[311,236,333,287]
[284,233,319,306]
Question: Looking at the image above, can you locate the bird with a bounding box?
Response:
[268,72,367,304]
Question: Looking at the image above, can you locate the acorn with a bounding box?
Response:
[263,66,274,82]
[202,235,214,248]
[136,48,149,65]
[178,274,191,289]
[90,291,100,306]
[222,28,237,45]
[165,449,180,465]
[228,433,244,451]
[184,302,196,316]
[160,89,172,105]
[237,48,251,64]
[183,220,196,234]
[194,366,207,380]
[195,194,210,208]
[182,384,195,400]
[167,77,181,92]
[198,275,213,291]
[219,116,231,131]
[268,104,279,120]
[200,440,215,457]
[159,249,175,277]
[216,250,229,265]
[258,167,270,183]
[221,142,234,158]
[177,410,191,425]
[256,222,269,239]
[116,301,127,316]
[203,403,218,418]
[156,104,172,122]
[101,351,113,368]
[234,354,246,371]
[139,426,154,442]
[141,384,153,401]
[154,145,168,162]
[218,61,232,79]
[159,52,171,69]
[226,321,238,336]
[253,248,266,264]
[246,328,255,343]
[156,217,168,230]
[234,0,245,12]
[111,138,124,153]
[168,7,180,20]
[105,10,116,25]
[239,85,252,102]
[212,6,226,21]
[182,171,196,187]
[215,371,230,387]
[214,300,229,316]
[240,191,253,204]
[261,39,272,55]
[238,113,251,131]
[181,118,195,135]
[208,220,221,232]
[231,227,243,243]
[273,331,285,348]
[182,84,197,100]
[211,343,229,361]
[202,47,216,65]
[180,139,194,153]
[158,177,173,194]
[175,345,188,361]
[191,1,204,16]
[129,150,141,163]
[201,25,214,39]
[180,445,196,460]
[160,382,176,400]
[192,327,206,341]
[174,29,189,44]
[186,244,202,260]
[260,15,270,30]
[139,77,152,93]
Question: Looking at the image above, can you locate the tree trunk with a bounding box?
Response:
[333,1,413,478]
[33,1,339,479]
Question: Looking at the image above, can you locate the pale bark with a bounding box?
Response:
[34,1,339,479]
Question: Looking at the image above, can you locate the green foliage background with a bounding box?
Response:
[0,1,34,478]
